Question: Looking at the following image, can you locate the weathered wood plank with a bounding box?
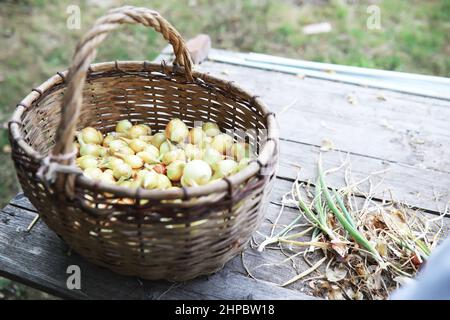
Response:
[167,50,450,174]
[0,193,315,300]
[276,140,450,214]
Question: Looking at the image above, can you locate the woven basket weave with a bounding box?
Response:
[8,6,278,281]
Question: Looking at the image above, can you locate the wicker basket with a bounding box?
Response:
[8,6,278,281]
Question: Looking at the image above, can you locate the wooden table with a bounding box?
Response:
[1,49,449,299]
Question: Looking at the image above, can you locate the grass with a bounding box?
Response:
[0,0,448,299]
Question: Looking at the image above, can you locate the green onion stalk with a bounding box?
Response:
[318,159,385,266]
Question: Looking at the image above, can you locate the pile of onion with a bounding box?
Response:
[74,118,254,194]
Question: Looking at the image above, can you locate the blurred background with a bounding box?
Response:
[0,0,449,299]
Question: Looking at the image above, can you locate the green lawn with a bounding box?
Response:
[0,0,449,299]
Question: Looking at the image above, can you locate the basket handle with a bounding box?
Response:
[50,6,193,195]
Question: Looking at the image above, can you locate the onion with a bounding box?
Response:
[202,122,221,137]
[236,157,251,172]
[166,160,186,182]
[76,155,99,170]
[100,156,124,169]
[114,146,135,156]
[79,143,101,157]
[212,159,238,179]
[137,151,160,164]
[146,163,167,175]
[111,162,132,179]
[162,149,186,165]
[231,142,251,161]
[118,179,140,189]
[183,143,203,160]
[115,153,144,169]
[128,124,151,139]
[188,127,206,145]
[138,135,153,143]
[165,118,188,143]
[143,145,160,158]
[181,160,212,186]
[159,141,173,156]
[138,124,152,135]
[77,132,107,157]
[202,147,223,168]
[144,171,159,189]
[100,169,116,185]
[211,133,233,154]
[151,132,166,149]
[103,132,126,147]
[83,167,102,180]
[81,127,103,145]
[103,135,115,147]
[157,174,172,189]
[136,169,158,189]
[124,138,148,153]
[116,120,133,133]
[108,139,129,153]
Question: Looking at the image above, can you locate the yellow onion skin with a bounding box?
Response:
[188,127,206,145]
[112,146,135,156]
[83,167,103,180]
[151,132,166,149]
[183,144,203,160]
[100,169,116,185]
[103,132,126,147]
[112,162,133,180]
[128,124,150,139]
[146,163,167,175]
[159,141,173,156]
[76,155,99,170]
[162,149,186,166]
[79,143,101,157]
[202,147,223,168]
[81,127,103,145]
[116,120,133,133]
[137,151,160,164]
[231,142,251,161]
[103,135,115,147]
[202,122,221,137]
[165,118,189,143]
[136,169,158,189]
[166,160,186,182]
[143,145,160,158]
[138,135,153,143]
[236,157,251,172]
[108,139,129,153]
[157,174,172,189]
[101,156,124,169]
[118,179,140,190]
[127,138,148,153]
[212,159,238,180]
[211,134,233,154]
[181,160,212,187]
[115,153,144,169]
[137,124,152,135]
